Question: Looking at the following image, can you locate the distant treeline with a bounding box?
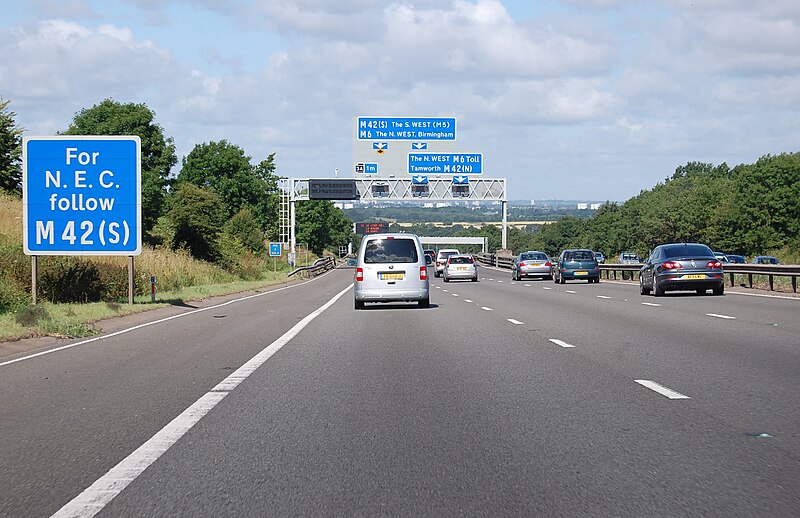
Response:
[363,153,800,261]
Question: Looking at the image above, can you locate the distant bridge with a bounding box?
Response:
[395,221,555,229]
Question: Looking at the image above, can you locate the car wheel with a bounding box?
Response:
[696,288,706,295]
[639,277,650,295]
[355,299,365,310]
[713,284,724,296]
[418,296,430,308]
[472,276,478,282]
[653,280,664,297]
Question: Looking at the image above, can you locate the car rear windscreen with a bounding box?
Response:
[662,244,713,258]
[521,253,548,261]
[364,238,418,264]
[449,256,473,264]
[566,251,594,261]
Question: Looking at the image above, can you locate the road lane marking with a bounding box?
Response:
[641,302,661,307]
[51,283,353,518]
[507,319,524,325]
[549,339,575,348]
[452,293,459,296]
[524,284,531,287]
[497,280,504,283]
[635,379,690,399]
[596,295,611,299]
[566,290,577,294]
[543,287,552,290]
[464,299,473,303]
[442,289,449,292]
[706,313,736,320]
[481,306,493,311]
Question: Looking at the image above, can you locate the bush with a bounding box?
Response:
[0,281,28,314]
[38,257,104,303]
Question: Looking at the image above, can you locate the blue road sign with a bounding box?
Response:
[269,242,281,257]
[408,153,483,175]
[23,136,141,256]
[453,175,469,185]
[411,142,428,150]
[364,163,378,174]
[357,117,456,141]
[372,142,388,150]
[411,175,429,184]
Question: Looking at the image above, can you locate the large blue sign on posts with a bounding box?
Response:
[23,136,141,256]
[357,117,456,141]
[408,153,483,174]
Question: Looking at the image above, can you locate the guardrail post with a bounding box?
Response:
[748,273,753,289]
[793,276,797,293]
[769,275,774,291]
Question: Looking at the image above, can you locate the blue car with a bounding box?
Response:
[553,249,600,284]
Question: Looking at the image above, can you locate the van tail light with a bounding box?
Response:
[545,261,551,267]
[707,260,722,268]
[662,261,683,270]
[356,268,364,282]
[419,266,427,280]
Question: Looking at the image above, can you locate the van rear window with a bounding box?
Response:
[364,238,418,264]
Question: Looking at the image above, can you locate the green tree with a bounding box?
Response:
[0,99,24,194]
[178,141,278,232]
[62,99,177,237]
[295,200,354,255]
[224,207,265,253]
[167,183,225,260]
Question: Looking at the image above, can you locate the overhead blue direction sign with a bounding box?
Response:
[23,136,141,256]
[358,117,456,141]
[453,175,469,185]
[412,175,429,184]
[411,142,428,150]
[408,153,483,175]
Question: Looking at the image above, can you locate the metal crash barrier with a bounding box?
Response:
[288,256,336,278]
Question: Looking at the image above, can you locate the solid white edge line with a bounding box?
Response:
[507,319,524,325]
[51,283,353,518]
[635,379,690,399]
[0,273,336,369]
[706,313,737,320]
[549,339,575,348]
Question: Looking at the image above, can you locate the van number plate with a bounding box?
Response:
[380,273,404,280]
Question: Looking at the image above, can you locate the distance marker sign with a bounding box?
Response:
[23,136,142,256]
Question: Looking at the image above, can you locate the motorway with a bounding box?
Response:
[1,266,799,517]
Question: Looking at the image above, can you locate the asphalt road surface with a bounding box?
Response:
[1,266,798,517]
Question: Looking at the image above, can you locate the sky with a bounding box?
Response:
[1,0,798,202]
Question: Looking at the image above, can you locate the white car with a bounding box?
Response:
[443,254,478,282]
[354,233,430,309]
[434,249,460,277]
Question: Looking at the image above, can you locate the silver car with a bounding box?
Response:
[354,233,430,309]
[512,251,552,281]
[443,254,478,282]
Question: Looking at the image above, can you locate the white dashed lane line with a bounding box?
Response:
[635,379,690,399]
[706,313,736,320]
[641,302,661,307]
[507,319,524,325]
[543,287,552,290]
[481,306,493,311]
[596,295,611,299]
[549,339,575,348]
[464,299,473,303]
[565,290,577,294]
[452,293,459,297]
[524,284,531,287]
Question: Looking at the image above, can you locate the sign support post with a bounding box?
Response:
[31,256,37,305]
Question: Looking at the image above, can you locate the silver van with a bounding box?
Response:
[354,233,431,309]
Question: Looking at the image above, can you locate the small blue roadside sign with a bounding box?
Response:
[23,136,141,256]
[269,242,282,257]
[364,163,378,174]
[372,142,388,150]
[357,117,456,141]
[408,153,483,175]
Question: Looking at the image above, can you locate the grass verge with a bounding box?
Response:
[0,272,301,342]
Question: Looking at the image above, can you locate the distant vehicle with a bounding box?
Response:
[354,233,430,309]
[443,254,478,282]
[619,252,640,264]
[553,249,600,284]
[639,242,724,296]
[618,252,640,280]
[594,251,605,264]
[434,249,460,277]
[423,249,436,264]
[753,255,780,265]
[726,254,746,264]
[713,251,729,263]
[511,251,552,281]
